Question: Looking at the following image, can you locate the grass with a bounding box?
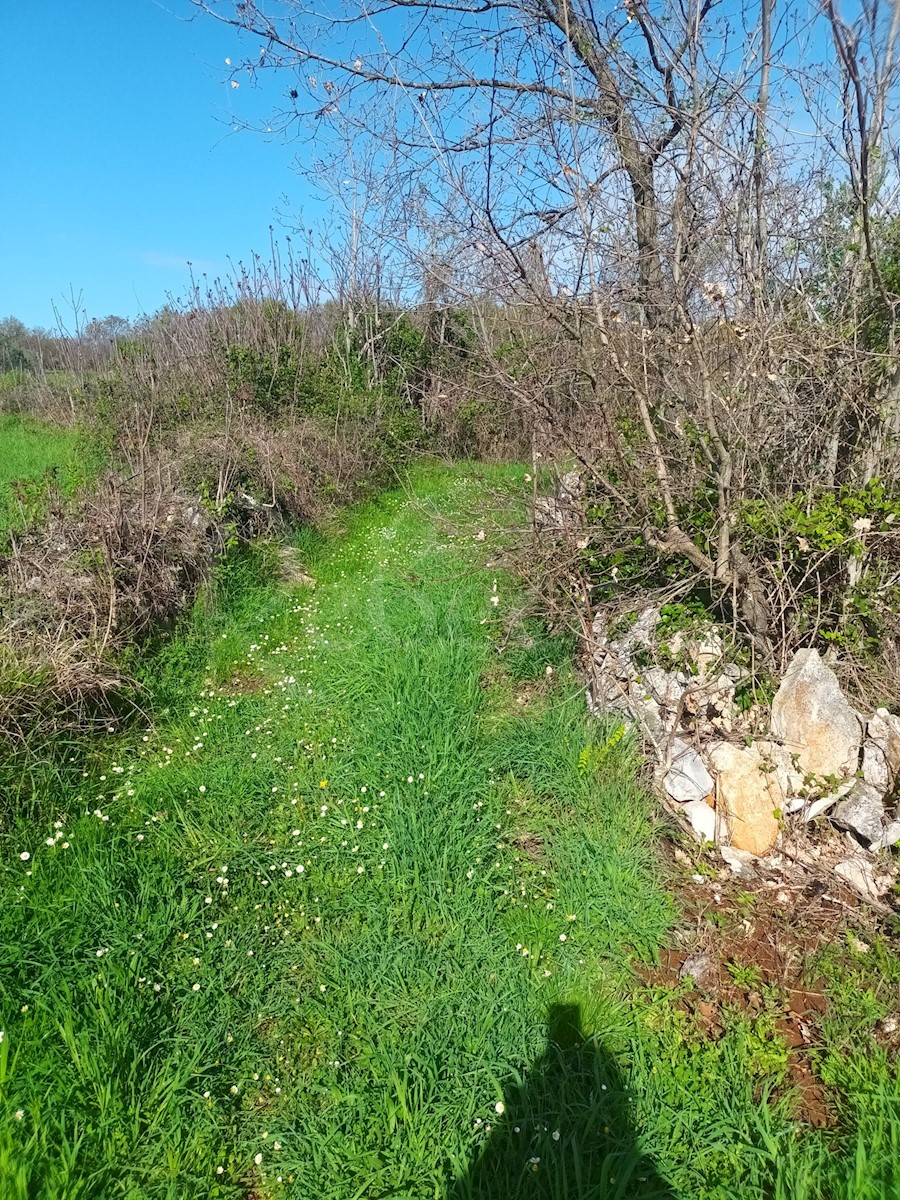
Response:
[0,413,99,539]
[0,462,898,1198]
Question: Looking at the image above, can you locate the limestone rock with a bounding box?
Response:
[557,470,584,505]
[861,740,891,793]
[680,799,720,843]
[834,856,895,909]
[609,606,659,656]
[802,781,856,822]
[832,780,888,846]
[874,819,900,851]
[644,665,686,709]
[631,699,669,748]
[771,649,862,780]
[590,665,627,708]
[664,738,714,804]
[867,709,900,785]
[708,674,738,716]
[709,741,783,856]
[534,473,585,535]
[533,496,568,531]
[719,846,759,878]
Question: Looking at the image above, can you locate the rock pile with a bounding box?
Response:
[587,606,900,902]
[532,471,585,536]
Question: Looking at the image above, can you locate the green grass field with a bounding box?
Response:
[0,464,898,1198]
[0,413,94,538]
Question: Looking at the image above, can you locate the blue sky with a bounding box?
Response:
[0,0,320,328]
[0,0,854,329]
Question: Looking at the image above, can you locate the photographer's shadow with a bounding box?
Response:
[450,1004,672,1200]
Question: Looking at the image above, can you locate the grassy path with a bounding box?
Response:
[1,464,898,1199]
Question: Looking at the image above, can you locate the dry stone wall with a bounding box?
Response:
[586,607,900,905]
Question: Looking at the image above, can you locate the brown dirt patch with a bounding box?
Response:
[513,831,546,859]
[224,670,267,695]
[634,839,882,1127]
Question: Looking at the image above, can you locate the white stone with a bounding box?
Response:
[680,799,720,843]
[557,471,583,505]
[626,682,669,746]
[533,496,567,530]
[833,780,888,846]
[609,606,659,656]
[834,856,895,908]
[693,629,725,677]
[868,709,900,784]
[802,778,857,822]
[872,819,900,852]
[771,648,862,780]
[861,740,891,793]
[663,738,714,804]
[710,673,737,711]
[757,739,804,797]
[644,666,686,709]
[720,846,758,877]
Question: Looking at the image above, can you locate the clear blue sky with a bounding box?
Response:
[0,0,320,329]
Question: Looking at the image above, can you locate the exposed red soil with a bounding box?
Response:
[637,839,898,1127]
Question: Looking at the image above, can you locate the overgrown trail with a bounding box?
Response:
[1,465,670,1198]
[2,467,896,1200]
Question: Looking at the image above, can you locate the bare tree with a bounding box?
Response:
[192,0,900,674]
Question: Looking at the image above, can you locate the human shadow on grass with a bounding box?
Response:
[450,1004,673,1200]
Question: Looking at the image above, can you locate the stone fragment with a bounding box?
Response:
[680,799,720,843]
[867,709,900,784]
[770,649,862,780]
[874,819,900,851]
[557,471,583,505]
[709,741,783,856]
[709,674,737,713]
[679,953,715,984]
[832,780,888,846]
[644,666,686,709]
[534,473,584,534]
[590,665,626,709]
[719,846,758,878]
[861,740,891,794]
[533,496,567,531]
[834,856,895,909]
[663,738,714,804]
[606,606,659,658]
[626,683,669,746]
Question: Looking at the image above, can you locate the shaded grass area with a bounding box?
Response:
[0,414,98,538]
[0,463,898,1198]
